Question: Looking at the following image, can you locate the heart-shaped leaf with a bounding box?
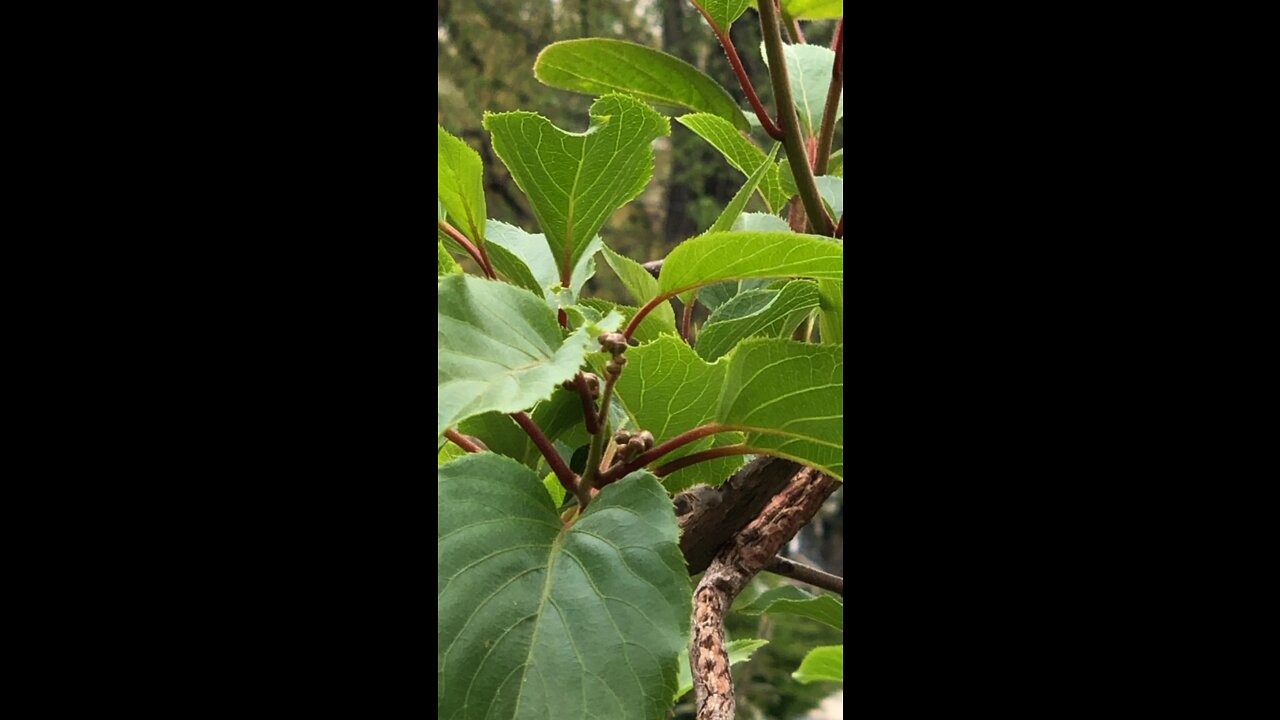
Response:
[438,454,691,720]
[485,95,669,284]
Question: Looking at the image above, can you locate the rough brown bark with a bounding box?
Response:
[675,457,800,575]
[690,467,840,720]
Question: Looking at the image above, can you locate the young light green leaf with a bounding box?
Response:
[781,0,843,19]
[439,455,690,720]
[602,336,744,490]
[708,143,781,233]
[438,440,467,466]
[674,638,768,701]
[697,280,821,361]
[437,274,616,436]
[732,212,791,232]
[438,199,447,221]
[438,241,461,276]
[829,148,843,177]
[761,43,842,137]
[734,585,843,630]
[792,645,843,684]
[542,470,566,507]
[719,339,843,479]
[817,279,843,344]
[438,125,488,243]
[658,231,843,302]
[485,95,669,284]
[535,39,748,131]
[677,113,790,212]
[602,245,677,330]
[701,0,753,31]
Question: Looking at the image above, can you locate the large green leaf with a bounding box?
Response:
[718,339,843,478]
[485,95,669,283]
[792,645,843,684]
[708,143,781,233]
[437,274,617,436]
[607,337,842,480]
[817,279,843,344]
[658,231,843,302]
[677,113,789,212]
[535,39,748,131]
[438,454,690,720]
[734,586,843,630]
[781,0,843,19]
[697,280,820,361]
[604,336,745,491]
[602,246,677,331]
[700,0,753,31]
[438,125,488,243]
[762,43,843,137]
[674,638,768,701]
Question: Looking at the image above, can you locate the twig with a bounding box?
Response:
[438,219,495,279]
[758,0,835,235]
[689,0,784,140]
[510,411,580,502]
[778,1,806,44]
[572,373,600,435]
[813,19,843,175]
[597,423,727,486]
[765,555,844,596]
[681,292,697,344]
[442,428,484,454]
[654,444,752,477]
[691,468,840,719]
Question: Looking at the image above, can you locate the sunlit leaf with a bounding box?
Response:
[792,645,843,684]
[437,274,619,436]
[718,339,843,479]
[708,143,781,233]
[677,113,790,212]
[485,95,669,283]
[701,0,753,31]
[734,585,843,629]
[658,231,842,302]
[536,40,748,131]
[602,245,677,331]
[439,241,462,276]
[438,125,488,244]
[781,0,843,19]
